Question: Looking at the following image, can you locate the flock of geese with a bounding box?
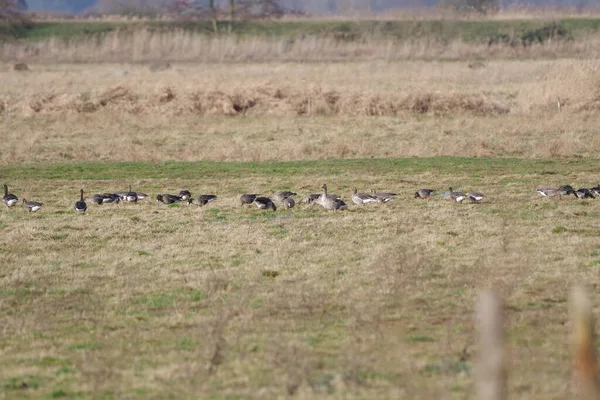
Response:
[3,182,599,214]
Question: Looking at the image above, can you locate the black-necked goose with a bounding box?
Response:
[352,188,378,205]
[254,196,277,211]
[188,194,217,206]
[468,191,486,203]
[317,184,347,211]
[240,194,258,206]
[3,184,18,207]
[414,189,436,199]
[74,189,87,212]
[156,194,182,204]
[179,190,192,201]
[371,189,397,203]
[273,191,297,203]
[283,196,295,209]
[449,187,467,203]
[575,188,595,199]
[22,199,43,212]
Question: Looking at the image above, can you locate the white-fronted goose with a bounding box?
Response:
[156,194,181,204]
[468,191,486,203]
[414,189,436,199]
[273,191,297,203]
[254,196,277,211]
[240,194,258,206]
[23,199,42,212]
[179,190,192,201]
[283,196,295,209]
[317,184,347,211]
[74,189,87,212]
[352,188,378,205]
[188,194,217,206]
[3,184,18,207]
[449,187,467,203]
[371,189,397,203]
[575,188,595,199]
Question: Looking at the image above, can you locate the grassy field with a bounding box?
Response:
[1,157,600,399]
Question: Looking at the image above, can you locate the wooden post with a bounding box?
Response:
[475,289,506,400]
[570,285,600,400]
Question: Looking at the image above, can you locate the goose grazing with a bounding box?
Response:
[188,194,217,206]
[283,196,295,209]
[468,191,486,203]
[273,191,297,203]
[371,189,397,203]
[178,190,192,201]
[74,189,87,213]
[414,189,435,200]
[156,194,182,204]
[3,184,18,207]
[22,199,42,212]
[575,188,595,199]
[240,194,258,206]
[254,196,277,211]
[537,188,561,197]
[449,187,467,203]
[317,184,347,211]
[352,188,378,205]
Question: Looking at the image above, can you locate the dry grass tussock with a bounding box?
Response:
[3,28,600,63]
[3,59,600,162]
[1,162,600,398]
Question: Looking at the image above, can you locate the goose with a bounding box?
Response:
[371,188,397,203]
[101,193,120,204]
[537,188,561,197]
[179,190,192,201]
[468,191,486,203]
[575,188,595,199]
[90,194,105,205]
[3,184,18,207]
[283,196,295,209]
[74,189,87,212]
[116,186,138,202]
[414,189,436,200]
[254,196,277,211]
[317,184,347,211]
[22,199,42,212]
[559,185,576,196]
[352,188,378,205]
[273,191,297,203]
[240,194,258,206]
[449,187,467,203]
[188,194,217,206]
[156,194,182,204]
[301,193,320,204]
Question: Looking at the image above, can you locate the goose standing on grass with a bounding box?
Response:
[3,184,18,207]
[317,184,347,211]
[254,196,277,211]
[179,190,192,201]
[371,188,397,203]
[22,199,42,212]
[74,189,87,213]
[575,188,595,199]
[273,191,297,203]
[188,194,217,206]
[283,196,295,209]
[414,189,436,200]
[449,187,467,203]
[468,191,486,203]
[352,188,378,205]
[240,194,258,206]
[156,194,182,204]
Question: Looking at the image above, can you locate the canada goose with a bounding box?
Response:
[179,190,192,201]
[352,188,378,205]
[414,189,436,199]
[537,188,561,197]
[575,188,595,199]
[74,189,87,212]
[240,194,258,206]
[188,194,217,206]
[273,191,297,203]
[22,199,42,212]
[283,196,295,209]
[371,189,397,203]
[449,187,467,203]
[468,191,486,203]
[317,184,347,211]
[254,196,277,211]
[3,184,18,207]
[156,194,181,204]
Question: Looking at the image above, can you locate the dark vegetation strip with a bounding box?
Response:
[0,158,598,180]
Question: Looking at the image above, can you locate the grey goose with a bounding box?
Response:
[414,189,436,200]
[283,196,295,209]
[3,184,18,207]
[317,184,347,211]
[591,185,600,197]
[101,193,120,204]
[240,194,259,206]
[22,199,42,212]
[468,191,486,203]
[188,194,217,206]
[575,188,595,199]
[115,186,138,202]
[156,194,182,204]
[371,189,397,203]
[351,188,378,205]
[254,196,277,211]
[179,190,192,201]
[273,191,297,203]
[537,188,561,197]
[559,185,576,196]
[74,189,87,212]
[449,187,467,203]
